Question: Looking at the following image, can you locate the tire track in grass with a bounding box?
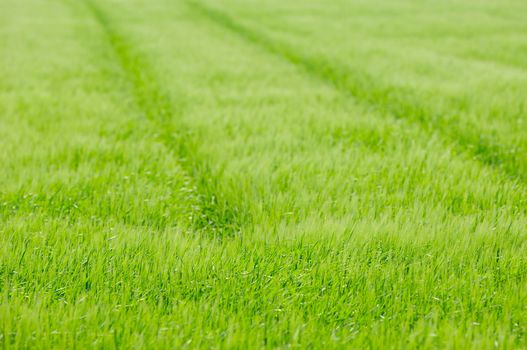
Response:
[79,0,245,237]
[188,1,527,184]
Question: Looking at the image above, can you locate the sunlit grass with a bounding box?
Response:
[1,0,526,348]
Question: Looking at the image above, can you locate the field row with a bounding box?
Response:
[1,0,526,348]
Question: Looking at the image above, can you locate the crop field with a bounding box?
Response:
[1,0,527,348]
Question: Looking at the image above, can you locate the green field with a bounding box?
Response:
[1,0,527,348]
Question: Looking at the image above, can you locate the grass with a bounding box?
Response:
[1,0,526,348]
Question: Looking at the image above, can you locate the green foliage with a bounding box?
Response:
[1,0,526,348]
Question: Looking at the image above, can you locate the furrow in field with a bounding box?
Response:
[0,0,188,230]
[80,0,245,237]
[188,1,527,184]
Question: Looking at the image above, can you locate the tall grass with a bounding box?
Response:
[1,0,526,348]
